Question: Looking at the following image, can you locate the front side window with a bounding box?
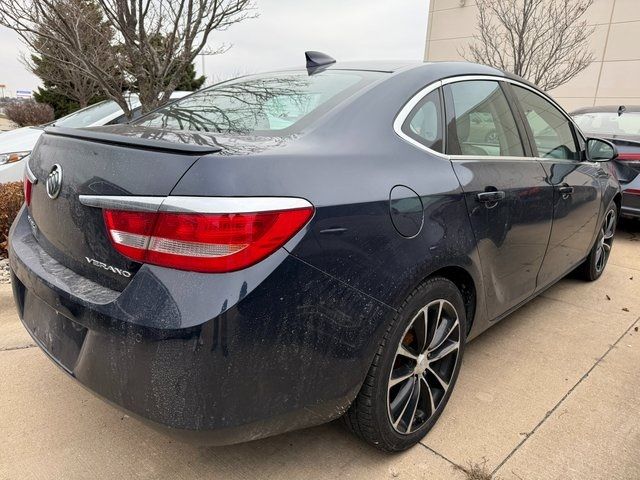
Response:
[512,86,579,160]
[446,80,524,157]
[135,71,383,134]
[402,89,443,153]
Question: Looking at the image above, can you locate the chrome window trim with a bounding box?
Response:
[495,77,586,143]
[440,75,579,129]
[451,156,594,166]
[393,80,448,159]
[535,157,592,165]
[394,74,585,160]
[450,155,538,163]
[25,161,37,184]
[79,195,313,213]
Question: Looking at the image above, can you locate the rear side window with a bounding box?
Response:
[512,85,579,160]
[402,90,443,153]
[135,71,383,134]
[446,80,524,157]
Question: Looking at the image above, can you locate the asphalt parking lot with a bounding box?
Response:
[1,221,639,480]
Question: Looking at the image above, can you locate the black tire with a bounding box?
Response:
[577,203,617,281]
[343,277,467,452]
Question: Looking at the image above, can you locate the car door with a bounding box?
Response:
[508,84,602,289]
[443,79,554,319]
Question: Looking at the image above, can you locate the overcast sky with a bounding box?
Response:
[0,0,430,96]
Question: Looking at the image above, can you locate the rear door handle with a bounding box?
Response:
[558,185,574,198]
[477,191,506,203]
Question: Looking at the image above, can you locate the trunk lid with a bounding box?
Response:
[27,126,221,291]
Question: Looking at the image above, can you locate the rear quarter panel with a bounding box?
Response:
[172,65,492,339]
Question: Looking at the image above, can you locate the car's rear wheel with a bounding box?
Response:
[578,203,617,281]
[344,277,466,451]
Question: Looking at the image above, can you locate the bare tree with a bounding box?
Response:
[0,0,255,116]
[462,0,595,91]
[96,0,255,112]
[0,0,130,114]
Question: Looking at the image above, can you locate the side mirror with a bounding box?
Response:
[585,138,618,162]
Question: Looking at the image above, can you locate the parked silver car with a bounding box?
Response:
[0,92,191,183]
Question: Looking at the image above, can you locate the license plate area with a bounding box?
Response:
[21,290,87,373]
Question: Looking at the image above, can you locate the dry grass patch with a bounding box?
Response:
[4,101,53,127]
[0,182,24,258]
[455,460,500,480]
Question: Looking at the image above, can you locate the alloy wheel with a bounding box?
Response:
[387,299,461,434]
[595,209,616,273]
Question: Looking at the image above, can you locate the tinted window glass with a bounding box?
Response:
[402,90,443,152]
[53,99,136,128]
[512,86,578,160]
[447,81,524,157]
[135,71,383,134]
[107,107,143,125]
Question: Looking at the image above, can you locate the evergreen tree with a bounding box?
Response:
[176,63,206,91]
[26,0,116,118]
[33,84,79,119]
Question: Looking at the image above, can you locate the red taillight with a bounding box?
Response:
[617,153,640,162]
[103,207,314,273]
[23,174,32,206]
[625,189,640,196]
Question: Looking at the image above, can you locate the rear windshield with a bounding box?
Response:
[573,112,640,137]
[135,70,383,134]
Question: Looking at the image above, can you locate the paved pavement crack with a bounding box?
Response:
[418,442,463,471]
[491,315,640,477]
[0,344,36,352]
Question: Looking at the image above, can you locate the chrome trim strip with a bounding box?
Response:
[452,155,589,165]
[79,195,164,212]
[393,81,448,158]
[450,155,535,162]
[79,195,313,214]
[535,157,586,165]
[440,75,585,142]
[160,196,313,214]
[393,73,585,159]
[25,162,37,184]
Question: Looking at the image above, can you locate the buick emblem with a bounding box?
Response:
[46,164,63,199]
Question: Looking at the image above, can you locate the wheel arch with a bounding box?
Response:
[425,265,477,335]
[613,192,622,215]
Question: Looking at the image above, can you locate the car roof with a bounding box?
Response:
[323,60,422,73]
[275,60,512,78]
[325,60,511,77]
[571,105,640,115]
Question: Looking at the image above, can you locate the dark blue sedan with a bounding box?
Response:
[10,54,620,451]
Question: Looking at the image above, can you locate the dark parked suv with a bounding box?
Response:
[10,56,620,452]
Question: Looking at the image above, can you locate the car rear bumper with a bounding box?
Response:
[9,207,393,444]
